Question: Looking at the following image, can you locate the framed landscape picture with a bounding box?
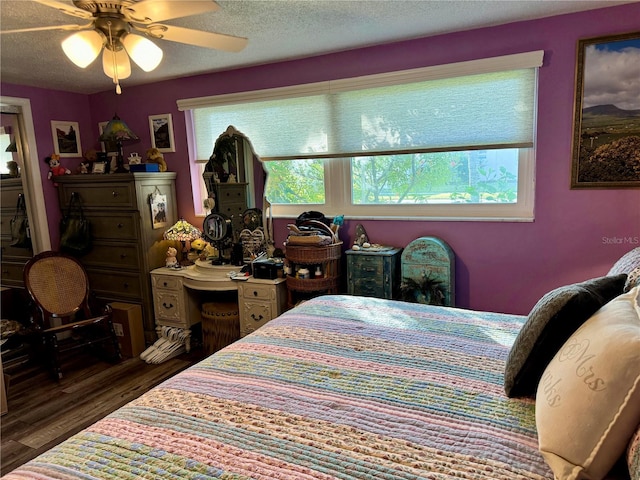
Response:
[51,120,82,157]
[571,31,640,188]
[149,113,176,153]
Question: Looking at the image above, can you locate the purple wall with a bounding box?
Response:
[3,3,639,314]
[1,84,94,243]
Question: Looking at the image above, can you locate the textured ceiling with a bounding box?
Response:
[0,0,635,95]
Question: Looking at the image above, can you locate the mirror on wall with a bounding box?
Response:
[1,96,51,254]
[202,126,272,264]
[203,125,265,212]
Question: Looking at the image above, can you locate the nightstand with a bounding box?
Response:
[346,247,402,299]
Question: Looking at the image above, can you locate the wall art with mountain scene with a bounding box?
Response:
[571,31,640,188]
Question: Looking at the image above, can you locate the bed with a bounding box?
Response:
[4,257,640,480]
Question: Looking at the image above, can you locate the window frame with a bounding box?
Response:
[180,51,542,221]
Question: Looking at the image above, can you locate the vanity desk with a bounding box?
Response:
[148,260,286,361]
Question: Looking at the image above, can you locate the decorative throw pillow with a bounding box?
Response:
[628,423,640,480]
[536,286,640,480]
[608,247,640,277]
[504,274,627,398]
[625,266,640,292]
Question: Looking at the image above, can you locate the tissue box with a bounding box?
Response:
[129,163,159,172]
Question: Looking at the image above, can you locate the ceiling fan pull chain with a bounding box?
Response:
[107,21,122,95]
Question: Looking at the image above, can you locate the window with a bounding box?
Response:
[179,51,543,220]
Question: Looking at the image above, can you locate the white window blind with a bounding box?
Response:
[178,51,543,161]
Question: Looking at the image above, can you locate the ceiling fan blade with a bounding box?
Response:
[124,0,220,24]
[0,23,92,35]
[33,0,93,19]
[146,24,247,52]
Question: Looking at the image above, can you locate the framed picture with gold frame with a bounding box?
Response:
[571,31,640,188]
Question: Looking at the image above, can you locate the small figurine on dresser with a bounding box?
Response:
[166,246,179,268]
[45,154,71,185]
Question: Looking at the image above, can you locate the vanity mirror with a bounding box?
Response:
[202,212,232,265]
[203,126,274,261]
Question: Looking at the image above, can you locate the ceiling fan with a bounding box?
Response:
[0,0,248,93]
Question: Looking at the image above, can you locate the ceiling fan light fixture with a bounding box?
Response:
[122,33,163,72]
[102,47,131,81]
[61,30,104,68]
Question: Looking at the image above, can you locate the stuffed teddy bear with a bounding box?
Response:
[45,154,71,185]
[166,246,178,268]
[145,147,167,172]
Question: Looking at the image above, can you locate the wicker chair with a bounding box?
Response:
[23,251,122,380]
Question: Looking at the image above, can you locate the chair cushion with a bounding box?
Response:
[536,286,640,480]
[504,274,627,398]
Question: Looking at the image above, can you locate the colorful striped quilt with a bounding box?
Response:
[4,295,554,480]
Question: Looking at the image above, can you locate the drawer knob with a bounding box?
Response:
[251,313,264,322]
[120,253,127,259]
[123,282,129,289]
[117,223,124,228]
[112,191,119,197]
[163,302,174,309]
[253,290,258,297]
[163,282,168,287]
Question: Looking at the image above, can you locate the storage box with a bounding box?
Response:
[110,302,146,358]
[129,163,159,172]
[252,256,284,279]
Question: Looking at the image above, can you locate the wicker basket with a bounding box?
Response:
[201,302,240,355]
[285,242,343,263]
[286,275,339,292]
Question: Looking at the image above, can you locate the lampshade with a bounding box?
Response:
[164,219,202,243]
[99,115,138,142]
[61,30,104,68]
[122,33,163,72]
[102,47,131,81]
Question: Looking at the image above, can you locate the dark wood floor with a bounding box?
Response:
[1,347,206,476]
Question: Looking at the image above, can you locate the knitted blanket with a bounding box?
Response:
[4,295,553,480]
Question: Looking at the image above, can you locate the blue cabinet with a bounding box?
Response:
[346,247,402,299]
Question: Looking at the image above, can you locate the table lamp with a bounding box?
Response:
[163,218,202,265]
[99,114,138,173]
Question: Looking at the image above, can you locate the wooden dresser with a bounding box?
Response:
[346,247,402,299]
[203,174,248,240]
[0,178,33,289]
[55,173,177,343]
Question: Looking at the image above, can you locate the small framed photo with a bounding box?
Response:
[149,113,176,153]
[150,193,168,229]
[51,120,82,157]
[98,121,118,154]
[92,161,107,174]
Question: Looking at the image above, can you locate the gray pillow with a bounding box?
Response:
[504,274,627,398]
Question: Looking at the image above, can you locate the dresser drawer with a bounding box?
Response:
[80,242,141,270]
[1,260,27,288]
[85,212,139,241]
[152,274,182,291]
[1,237,33,261]
[153,290,183,323]
[59,183,136,209]
[86,269,143,299]
[349,279,385,297]
[0,186,23,209]
[239,282,274,301]
[349,255,384,277]
[240,302,272,336]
